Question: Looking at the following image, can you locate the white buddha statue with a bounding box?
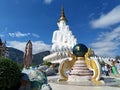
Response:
[43,7,77,63]
[51,7,77,52]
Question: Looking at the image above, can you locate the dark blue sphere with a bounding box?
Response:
[73,43,88,57]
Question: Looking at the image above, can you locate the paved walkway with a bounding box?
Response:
[49,83,120,90]
[47,74,120,90]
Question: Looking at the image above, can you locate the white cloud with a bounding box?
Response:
[32,41,51,54]
[32,33,40,38]
[9,31,30,38]
[91,5,120,28]
[0,34,5,37]
[90,26,120,56]
[90,5,120,56]
[7,40,51,54]
[43,0,53,4]
[8,31,40,38]
[7,41,26,52]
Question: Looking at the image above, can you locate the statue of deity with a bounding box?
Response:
[51,7,77,52]
[43,7,77,64]
[23,40,32,68]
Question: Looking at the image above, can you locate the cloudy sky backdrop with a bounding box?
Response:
[0,0,120,57]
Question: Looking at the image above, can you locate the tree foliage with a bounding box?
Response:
[0,57,21,90]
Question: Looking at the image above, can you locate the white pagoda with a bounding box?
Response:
[43,7,77,63]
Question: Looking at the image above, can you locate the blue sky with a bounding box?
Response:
[0,0,120,57]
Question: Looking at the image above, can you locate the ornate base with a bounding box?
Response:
[67,75,92,82]
[67,59,93,83]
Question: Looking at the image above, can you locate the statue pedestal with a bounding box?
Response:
[67,59,93,82]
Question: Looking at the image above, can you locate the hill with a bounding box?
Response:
[7,47,50,65]
[33,51,50,64]
[7,47,24,63]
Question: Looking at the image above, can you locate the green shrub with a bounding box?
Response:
[17,63,24,70]
[41,61,52,66]
[0,57,21,90]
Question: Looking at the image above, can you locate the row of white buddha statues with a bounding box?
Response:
[43,51,71,63]
[51,18,77,52]
[90,56,115,66]
[44,7,77,63]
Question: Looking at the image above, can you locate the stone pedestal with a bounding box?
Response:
[67,59,93,82]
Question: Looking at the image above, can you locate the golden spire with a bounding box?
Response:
[58,6,67,22]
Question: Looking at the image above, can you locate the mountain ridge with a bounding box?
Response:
[7,47,50,65]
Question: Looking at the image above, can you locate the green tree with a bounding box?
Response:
[0,57,21,90]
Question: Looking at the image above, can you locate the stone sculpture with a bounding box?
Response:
[51,7,77,52]
[58,51,76,81]
[44,7,77,63]
[23,40,32,68]
[58,43,104,85]
[85,48,104,85]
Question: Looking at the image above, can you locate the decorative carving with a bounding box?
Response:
[23,40,32,69]
[85,48,104,85]
[58,51,76,81]
[58,6,67,22]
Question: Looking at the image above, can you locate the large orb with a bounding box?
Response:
[73,43,88,57]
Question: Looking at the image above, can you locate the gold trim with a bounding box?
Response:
[58,6,67,22]
[76,57,85,60]
[58,51,76,82]
[85,48,104,85]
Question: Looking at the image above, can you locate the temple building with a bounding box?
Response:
[0,38,7,57]
[43,7,77,63]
